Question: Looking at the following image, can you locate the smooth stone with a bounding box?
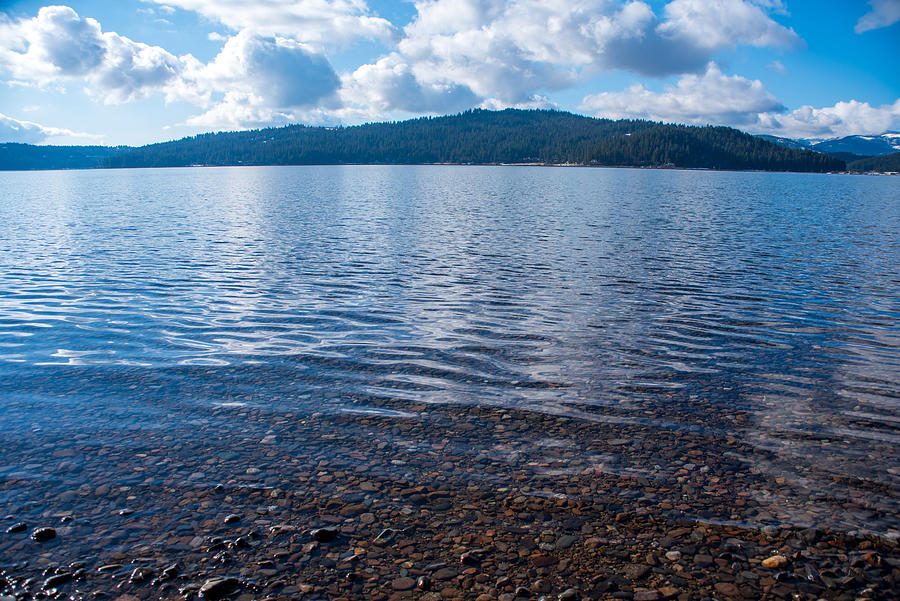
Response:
[31,527,56,542]
[558,589,579,600]
[130,567,153,583]
[433,567,458,580]
[556,535,578,549]
[714,582,740,597]
[392,577,416,591]
[665,551,681,561]
[6,522,27,533]
[224,514,241,524]
[534,579,552,593]
[311,527,338,542]
[200,577,241,600]
[515,586,532,598]
[761,555,788,568]
[42,573,73,590]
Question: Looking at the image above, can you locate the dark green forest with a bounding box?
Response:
[0,143,129,170]
[3,110,846,172]
[103,110,843,172]
[847,152,900,172]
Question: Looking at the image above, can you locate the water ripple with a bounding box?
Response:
[0,166,898,534]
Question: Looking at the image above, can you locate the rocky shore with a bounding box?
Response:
[1,403,897,600]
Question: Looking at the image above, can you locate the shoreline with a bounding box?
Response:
[1,162,885,175]
[2,402,897,600]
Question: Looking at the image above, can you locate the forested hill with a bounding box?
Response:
[0,143,129,171]
[847,152,900,173]
[103,109,843,172]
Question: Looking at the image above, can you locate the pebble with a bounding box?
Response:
[5,522,27,534]
[30,527,56,542]
[761,554,788,568]
[311,526,338,542]
[199,577,241,600]
[391,576,416,590]
[42,573,72,590]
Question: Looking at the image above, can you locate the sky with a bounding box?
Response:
[0,0,898,146]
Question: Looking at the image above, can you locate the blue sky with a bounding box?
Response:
[1,0,898,146]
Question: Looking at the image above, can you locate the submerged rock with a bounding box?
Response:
[30,527,56,542]
[199,577,241,600]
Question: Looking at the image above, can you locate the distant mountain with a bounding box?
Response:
[0,143,130,171]
[848,152,900,173]
[1,110,843,173]
[811,133,900,157]
[759,132,900,158]
[102,109,842,173]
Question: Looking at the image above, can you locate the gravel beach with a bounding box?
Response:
[2,401,897,600]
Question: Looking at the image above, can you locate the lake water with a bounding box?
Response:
[1,166,898,540]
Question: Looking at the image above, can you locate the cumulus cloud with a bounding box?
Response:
[340,0,802,114]
[340,54,479,115]
[144,0,395,46]
[659,0,799,50]
[580,65,900,138]
[756,99,900,139]
[580,63,784,126]
[0,5,183,102]
[0,112,85,143]
[855,0,900,33]
[179,30,342,128]
[0,7,343,130]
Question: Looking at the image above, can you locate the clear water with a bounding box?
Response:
[1,166,898,535]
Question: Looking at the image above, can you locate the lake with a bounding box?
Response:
[0,166,898,596]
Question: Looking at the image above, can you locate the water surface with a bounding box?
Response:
[0,165,898,536]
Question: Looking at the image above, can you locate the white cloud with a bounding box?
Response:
[580,63,783,126]
[341,0,803,114]
[0,112,83,143]
[341,53,479,115]
[180,30,341,128]
[0,6,184,102]
[0,7,343,130]
[659,0,799,50]
[756,99,900,139]
[580,65,900,139]
[855,0,900,33]
[144,0,396,47]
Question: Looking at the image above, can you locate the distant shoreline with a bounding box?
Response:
[0,162,885,175]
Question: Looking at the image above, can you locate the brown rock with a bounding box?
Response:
[392,577,416,591]
[714,582,740,597]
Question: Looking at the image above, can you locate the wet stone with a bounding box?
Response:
[199,577,241,600]
[311,526,338,542]
[30,527,56,542]
[5,522,27,534]
[42,573,72,590]
[392,577,416,590]
[433,567,458,580]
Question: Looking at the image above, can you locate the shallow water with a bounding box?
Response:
[1,165,898,536]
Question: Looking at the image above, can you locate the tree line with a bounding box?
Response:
[102,109,844,172]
